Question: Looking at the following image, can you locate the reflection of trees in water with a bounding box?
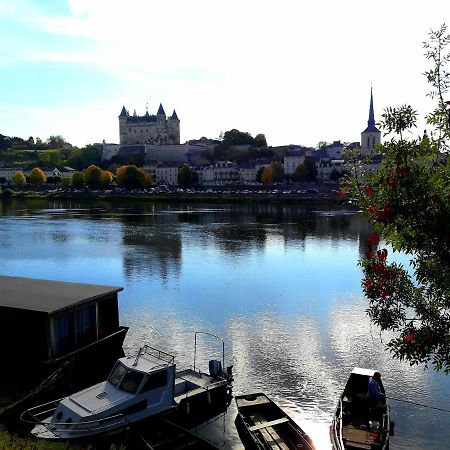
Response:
[121,225,182,282]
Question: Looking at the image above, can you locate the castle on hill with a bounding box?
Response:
[118,103,180,145]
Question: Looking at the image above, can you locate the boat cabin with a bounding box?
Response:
[0,275,125,363]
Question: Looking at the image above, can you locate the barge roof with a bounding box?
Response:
[0,275,123,314]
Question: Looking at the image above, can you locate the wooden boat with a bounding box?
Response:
[22,332,233,440]
[235,393,316,450]
[330,368,394,450]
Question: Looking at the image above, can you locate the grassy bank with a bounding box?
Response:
[1,190,340,205]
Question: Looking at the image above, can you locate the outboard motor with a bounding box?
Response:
[226,365,233,382]
[209,360,223,378]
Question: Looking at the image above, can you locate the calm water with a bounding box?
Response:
[0,199,449,449]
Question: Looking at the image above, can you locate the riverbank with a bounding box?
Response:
[1,190,341,204]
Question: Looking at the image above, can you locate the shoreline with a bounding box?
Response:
[1,191,342,204]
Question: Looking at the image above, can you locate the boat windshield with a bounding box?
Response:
[119,370,145,394]
[108,363,126,387]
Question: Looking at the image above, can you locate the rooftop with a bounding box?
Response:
[0,275,123,314]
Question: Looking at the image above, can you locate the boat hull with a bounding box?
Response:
[235,393,316,450]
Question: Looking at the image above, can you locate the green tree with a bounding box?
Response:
[177,165,197,188]
[12,171,26,187]
[341,25,450,372]
[29,167,46,188]
[46,135,66,148]
[254,133,268,147]
[61,177,71,189]
[271,162,284,182]
[84,165,103,188]
[256,166,265,183]
[71,172,85,189]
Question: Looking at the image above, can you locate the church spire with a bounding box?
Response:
[363,87,380,133]
[368,87,375,127]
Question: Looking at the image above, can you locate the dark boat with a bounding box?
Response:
[330,368,394,450]
[235,393,316,450]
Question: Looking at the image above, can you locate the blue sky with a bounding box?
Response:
[0,0,446,147]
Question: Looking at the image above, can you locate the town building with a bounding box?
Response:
[0,167,23,182]
[119,104,180,145]
[361,88,381,156]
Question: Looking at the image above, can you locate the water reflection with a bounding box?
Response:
[0,199,449,450]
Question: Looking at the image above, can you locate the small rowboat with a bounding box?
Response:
[330,368,394,450]
[235,393,316,450]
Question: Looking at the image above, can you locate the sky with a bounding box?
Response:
[0,0,447,147]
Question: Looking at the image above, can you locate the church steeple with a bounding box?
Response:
[361,87,381,154]
[363,88,380,133]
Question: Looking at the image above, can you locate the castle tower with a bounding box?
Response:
[361,88,381,155]
[168,109,180,144]
[118,105,128,144]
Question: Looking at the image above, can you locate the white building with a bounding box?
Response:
[154,164,179,186]
[284,152,305,175]
[239,164,257,184]
[0,167,22,182]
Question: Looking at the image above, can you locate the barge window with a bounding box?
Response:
[108,363,126,387]
[120,370,144,394]
[140,370,168,393]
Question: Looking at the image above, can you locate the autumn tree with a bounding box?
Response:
[13,171,27,187]
[84,165,103,188]
[341,25,450,372]
[117,165,151,189]
[29,167,46,188]
[99,171,113,188]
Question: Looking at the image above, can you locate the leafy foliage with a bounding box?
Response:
[84,165,103,188]
[117,165,151,189]
[71,172,85,189]
[29,167,46,187]
[177,165,198,188]
[293,159,317,182]
[12,171,26,187]
[341,25,450,372]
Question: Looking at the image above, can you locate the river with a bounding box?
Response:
[0,199,449,449]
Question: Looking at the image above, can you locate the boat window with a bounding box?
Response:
[120,370,145,394]
[108,363,126,387]
[140,369,168,393]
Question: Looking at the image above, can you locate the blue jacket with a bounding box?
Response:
[368,377,385,399]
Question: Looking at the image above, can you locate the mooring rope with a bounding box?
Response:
[388,396,450,413]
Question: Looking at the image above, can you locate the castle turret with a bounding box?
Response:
[119,106,129,143]
[157,103,166,116]
[168,109,180,144]
[361,88,381,155]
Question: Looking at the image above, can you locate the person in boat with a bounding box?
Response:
[368,372,385,403]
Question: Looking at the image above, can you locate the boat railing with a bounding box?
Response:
[21,398,130,435]
[193,331,225,373]
[176,375,227,399]
[133,344,175,367]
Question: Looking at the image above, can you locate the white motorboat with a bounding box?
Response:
[22,332,232,440]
